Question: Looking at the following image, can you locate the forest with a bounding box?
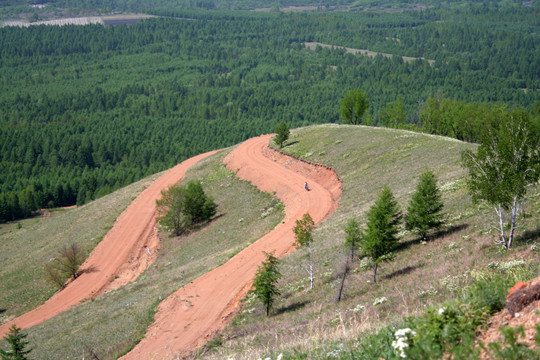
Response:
[0,1,539,222]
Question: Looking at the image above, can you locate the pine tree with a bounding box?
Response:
[0,325,32,360]
[250,252,281,316]
[363,187,402,283]
[274,120,290,148]
[344,218,362,263]
[405,170,444,240]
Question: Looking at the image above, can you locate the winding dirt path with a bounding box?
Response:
[122,134,341,359]
[0,150,218,337]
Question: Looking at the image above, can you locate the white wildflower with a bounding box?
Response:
[373,297,388,306]
[277,354,283,360]
[392,328,417,358]
[438,308,445,315]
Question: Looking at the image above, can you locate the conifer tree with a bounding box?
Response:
[363,187,402,283]
[250,252,281,316]
[274,120,290,148]
[0,325,32,360]
[344,218,362,262]
[405,170,444,240]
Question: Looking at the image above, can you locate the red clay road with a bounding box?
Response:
[122,134,341,359]
[0,150,218,338]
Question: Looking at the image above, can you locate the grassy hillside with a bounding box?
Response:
[0,172,161,321]
[0,149,284,359]
[1,125,538,359]
[202,125,540,359]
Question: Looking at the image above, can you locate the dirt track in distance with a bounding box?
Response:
[0,150,218,338]
[122,134,341,359]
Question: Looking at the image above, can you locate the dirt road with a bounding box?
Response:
[122,134,341,359]
[0,150,218,337]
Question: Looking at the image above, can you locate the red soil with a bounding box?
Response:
[477,276,540,359]
[121,134,341,359]
[0,150,218,337]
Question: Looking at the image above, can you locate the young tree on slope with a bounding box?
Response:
[156,185,189,236]
[44,243,86,288]
[461,109,539,248]
[405,170,444,241]
[274,120,290,149]
[293,213,316,289]
[363,187,402,283]
[344,218,362,263]
[250,252,281,316]
[0,325,32,360]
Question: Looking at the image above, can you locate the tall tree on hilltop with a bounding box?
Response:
[339,89,369,125]
[405,170,444,241]
[461,109,540,248]
[363,187,402,283]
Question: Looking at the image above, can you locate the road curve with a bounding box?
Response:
[0,150,218,337]
[122,134,341,359]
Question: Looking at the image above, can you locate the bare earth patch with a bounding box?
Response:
[305,41,435,66]
[121,134,341,359]
[0,150,217,338]
[477,276,540,359]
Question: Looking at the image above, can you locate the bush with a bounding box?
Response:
[466,274,514,314]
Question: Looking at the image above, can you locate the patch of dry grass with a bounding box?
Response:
[204,125,540,359]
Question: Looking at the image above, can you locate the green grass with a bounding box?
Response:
[2,125,539,359]
[0,149,284,359]
[204,125,540,359]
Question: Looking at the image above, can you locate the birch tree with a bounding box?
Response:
[293,213,316,289]
[461,109,539,248]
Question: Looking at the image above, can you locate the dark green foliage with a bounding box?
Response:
[461,109,540,248]
[486,325,540,360]
[156,185,189,236]
[362,187,402,283]
[344,218,362,262]
[339,90,369,125]
[184,180,215,223]
[156,180,216,236]
[44,243,86,288]
[403,303,486,360]
[0,325,32,360]
[274,120,290,149]
[0,5,539,223]
[380,95,406,129]
[405,170,444,240]
[466,274,515,314]
[250,252,281,317]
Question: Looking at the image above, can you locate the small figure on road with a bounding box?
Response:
[304,181,310,191]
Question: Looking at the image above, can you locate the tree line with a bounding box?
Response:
[1,6,538,222]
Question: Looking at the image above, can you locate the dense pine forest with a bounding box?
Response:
[0,1,539,222]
